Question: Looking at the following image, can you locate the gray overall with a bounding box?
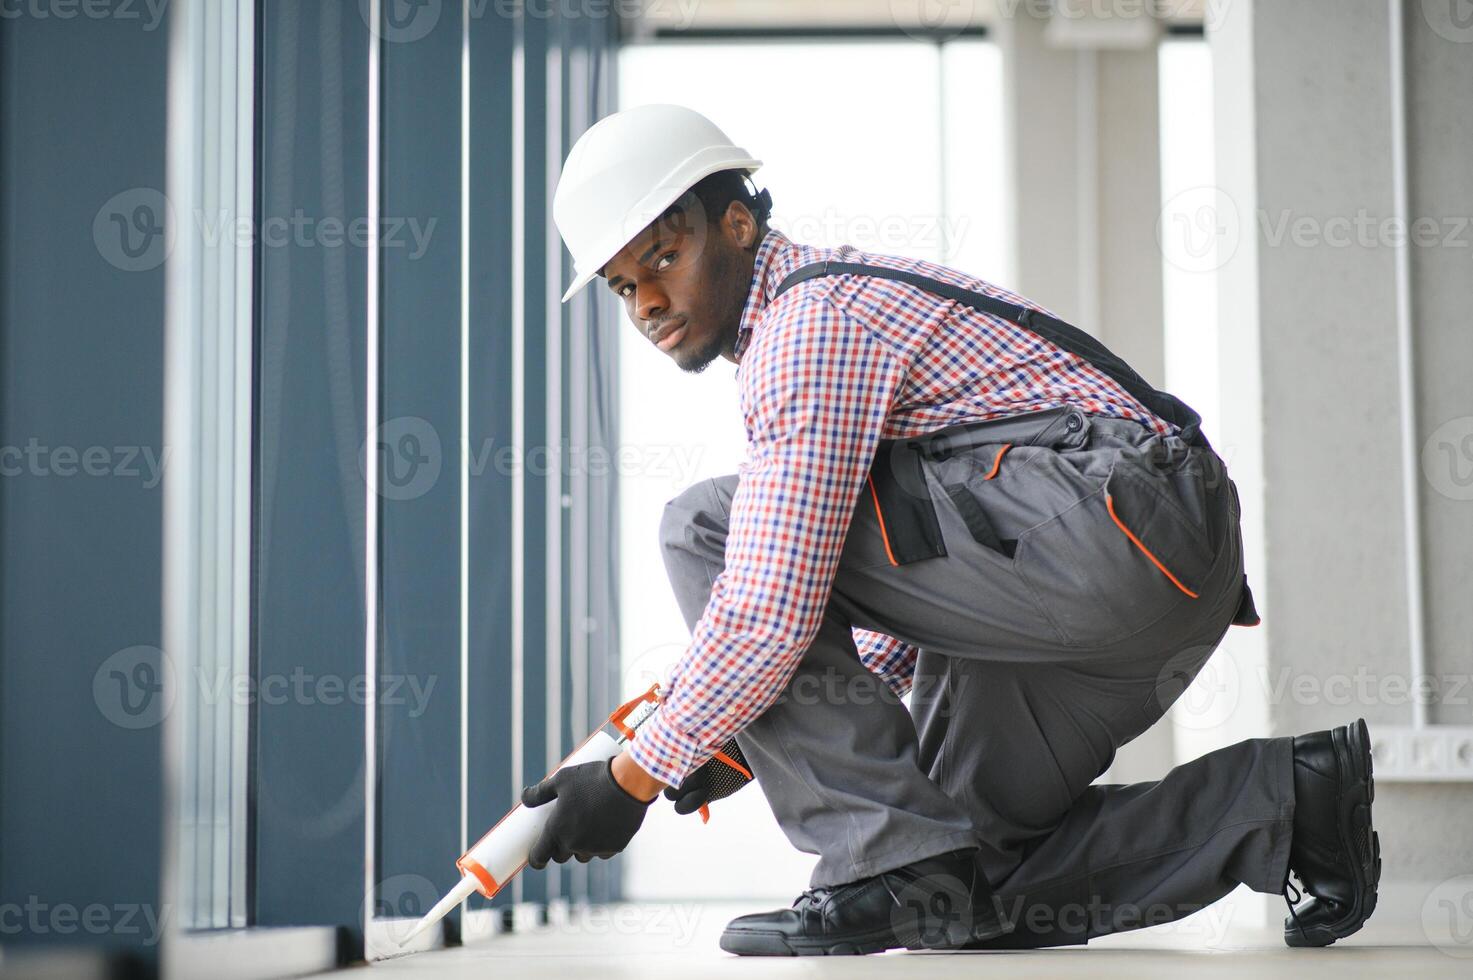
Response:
[656,268,1292,947]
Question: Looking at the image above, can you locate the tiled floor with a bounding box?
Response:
[316,898,1471,980]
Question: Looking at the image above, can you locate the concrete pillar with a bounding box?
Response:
[1212,0,1473,921]
[997,7,1173,783]
[997,7,1166,385]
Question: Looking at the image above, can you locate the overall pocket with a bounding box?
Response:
[837,436,949,570]
[935,442,1018,559]
[1013,451,1217,648]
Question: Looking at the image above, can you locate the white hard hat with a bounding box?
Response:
[553,104,763,303]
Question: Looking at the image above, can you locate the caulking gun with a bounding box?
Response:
[398,683,751,945]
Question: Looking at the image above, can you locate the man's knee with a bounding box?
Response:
[659,481,707,553]
[659,476,735,559]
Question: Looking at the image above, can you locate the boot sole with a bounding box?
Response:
[1283,717,1381,947]
[720,905,1012,956]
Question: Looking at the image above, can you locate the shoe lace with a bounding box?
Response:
[1283,874,1309,944]
[796,875,901,912]
[793,886,832,909]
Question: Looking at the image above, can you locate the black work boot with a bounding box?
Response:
[719,848,1011,956]
[1282,717,1381,947]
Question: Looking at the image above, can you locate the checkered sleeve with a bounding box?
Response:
[853,628,918,698]
[628,294,911,787]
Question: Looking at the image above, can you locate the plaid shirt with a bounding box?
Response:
[629,228,1175,787]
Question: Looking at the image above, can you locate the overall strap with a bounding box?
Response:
[773,260,1207,448]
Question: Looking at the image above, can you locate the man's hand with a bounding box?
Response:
[520,758,655,869]
[662,737,753,816]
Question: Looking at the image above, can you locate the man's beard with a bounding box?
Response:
[674,324,732,374]
[676,245,745,374]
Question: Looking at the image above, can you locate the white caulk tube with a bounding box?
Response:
[397,687,661,946]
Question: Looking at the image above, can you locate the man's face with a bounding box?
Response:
[600,198,760,375]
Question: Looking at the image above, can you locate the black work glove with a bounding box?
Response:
[521,759,654,869]
[662,737,753,816]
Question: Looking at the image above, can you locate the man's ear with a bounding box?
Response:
[723,199,759,249]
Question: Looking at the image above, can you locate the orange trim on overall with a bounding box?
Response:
[456,857,501,899]
[866,473,900,566]
[982,443,1012,480]
[1105,493,1199,599]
